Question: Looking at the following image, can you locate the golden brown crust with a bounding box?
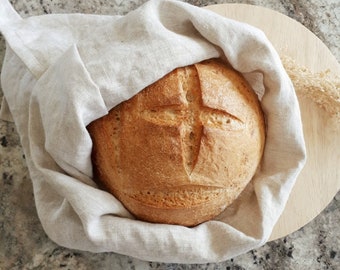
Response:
[87,58,265,226]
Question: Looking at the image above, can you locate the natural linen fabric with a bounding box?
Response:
[0,0,306,263]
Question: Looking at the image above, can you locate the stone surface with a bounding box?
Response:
[0,0,339,269]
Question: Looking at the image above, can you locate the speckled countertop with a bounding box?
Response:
[0,0,339,269]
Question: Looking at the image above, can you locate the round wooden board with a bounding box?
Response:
[204,4,340,241]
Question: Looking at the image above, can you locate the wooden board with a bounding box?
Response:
[204,4,340,241]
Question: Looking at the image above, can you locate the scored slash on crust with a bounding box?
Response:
[140,66,244,175]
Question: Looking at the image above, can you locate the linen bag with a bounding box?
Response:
[0,0,306,263]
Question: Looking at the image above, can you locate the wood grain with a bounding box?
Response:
[204,4,340,241]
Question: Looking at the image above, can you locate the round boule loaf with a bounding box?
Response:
[87,58,266,226]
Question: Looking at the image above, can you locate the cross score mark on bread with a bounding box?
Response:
[141,66,244,175]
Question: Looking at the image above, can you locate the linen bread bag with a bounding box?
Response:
[0,0,306,263]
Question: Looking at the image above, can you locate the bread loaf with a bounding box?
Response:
[87,59,265,226]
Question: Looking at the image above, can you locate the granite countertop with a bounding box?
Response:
[0,0,339,269]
